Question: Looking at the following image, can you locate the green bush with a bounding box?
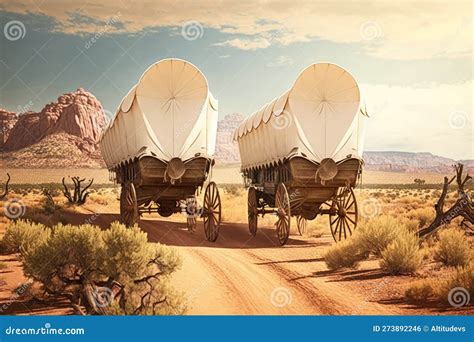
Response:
[355,216,401,256]
[434,228,471,267]
[380,230,422,274]
[16,221,185,315]
[324,240,366,270]
[2,220,50,254]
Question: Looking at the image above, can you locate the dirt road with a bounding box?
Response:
[66,212,401,315]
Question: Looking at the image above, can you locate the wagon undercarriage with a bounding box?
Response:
[246,156,362,245]
[116,155,222,242]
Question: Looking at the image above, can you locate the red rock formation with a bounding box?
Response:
[3,88,106,152]
[0,109,18,150]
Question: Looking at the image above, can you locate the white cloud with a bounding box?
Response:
[214,37,271,50]
[266,55,294,67]
[361,80,473,159]
[2,0,472,60]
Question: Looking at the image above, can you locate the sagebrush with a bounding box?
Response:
[434,228,471,267]
[4,220,186,315]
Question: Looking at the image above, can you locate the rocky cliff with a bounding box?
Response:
[0,88,107,168]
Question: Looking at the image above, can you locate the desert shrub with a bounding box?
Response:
[324,240,366,270]
[355,216,401,256]
[434,228,471,267]
[398,217,420,232]
[42,191,60,214]
[407,208,434,228]
[380,230,422,274]
[440,263,474,305]
[405,279,434,302]
[224,184,242,197]
[22,221,185,315]
[1,220,50,254]
[89,193,110,206]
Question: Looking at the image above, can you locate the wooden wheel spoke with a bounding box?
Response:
[346,220,353,235]
[328,187,358,242]
[346,215,356,225]
[333,218,341,236]
[342,219,348,239]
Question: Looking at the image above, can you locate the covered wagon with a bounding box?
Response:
[99,58,222,242]
[234,63,368,245]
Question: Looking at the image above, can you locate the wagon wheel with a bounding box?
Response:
[296,216,307,236]
[275,183,291,245]
[248,187,258,236]
[203,182,221,242]
[120,182,138,227]
[329,187,358,242]
[185,196,198,233]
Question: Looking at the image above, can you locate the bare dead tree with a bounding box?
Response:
[0,173,10,200]
[62,176,94,205]
[419,163,473,237]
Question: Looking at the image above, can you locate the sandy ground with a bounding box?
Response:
[2,208,471,316]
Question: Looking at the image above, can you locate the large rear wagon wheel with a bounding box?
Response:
[275,183,291,245]
[248,187,258,236]
[120,182,139,227]
[296,216,307,236]
[203,182,221,242]
[329,187,358,242]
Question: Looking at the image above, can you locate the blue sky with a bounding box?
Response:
[0,1,472,159]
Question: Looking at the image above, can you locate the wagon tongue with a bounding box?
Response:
[164,157,186,184]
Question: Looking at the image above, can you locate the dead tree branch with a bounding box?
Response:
[1,173,10,200]
[62,176,94,205]
[419,163,473,237]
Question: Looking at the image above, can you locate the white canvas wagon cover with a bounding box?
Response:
[234,63,367,170]
[99,58,218,169]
